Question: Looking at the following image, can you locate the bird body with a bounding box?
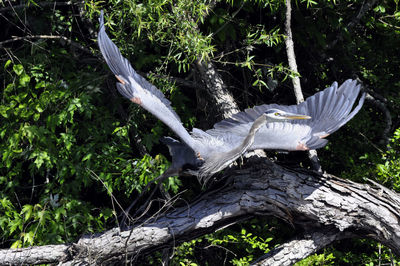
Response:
[98,11,365,183]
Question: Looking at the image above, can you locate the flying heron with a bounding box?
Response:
[97,11,365,185]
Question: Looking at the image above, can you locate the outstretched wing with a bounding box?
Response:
[98,11,197,151]
[208,79,365,151]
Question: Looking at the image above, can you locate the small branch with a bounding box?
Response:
[378,18,400,30]
[284,0,321,172]
[252,228,345,265]
[0,1,83,13]
[327,0,378,50]
[0,35,92,54]
[211,1,244,38]
[140,72,204,90]
[365,92,392,146]
[284,0,303,104]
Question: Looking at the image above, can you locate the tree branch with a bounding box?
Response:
[284,0,321,172]
[252,228,348,265]
[2,158,400,265]
[328,0,379,50]
[365,92,392,146]
[0,1,84,13]
[195,60,240,120]
[0,35,92,54]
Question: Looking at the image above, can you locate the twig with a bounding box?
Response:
[0,1,83,13]
[0,35,92,54]
[327,0,378,50]
[364,92,392,147]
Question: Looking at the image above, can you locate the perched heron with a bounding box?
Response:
[98,11,365,185]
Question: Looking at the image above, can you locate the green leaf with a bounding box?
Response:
[23,231,35,245]
[10,240,22,249]
[4,60,12,69]
[21,205,33,222]
[13,64,24,76]
[19,73,31,87]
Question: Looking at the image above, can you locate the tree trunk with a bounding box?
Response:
[1,158,400,265]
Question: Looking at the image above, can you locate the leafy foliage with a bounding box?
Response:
[171,218,281,265]
[0,36,175,247]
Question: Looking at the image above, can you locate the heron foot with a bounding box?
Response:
[195,152,205,167]
[196,152,204,161]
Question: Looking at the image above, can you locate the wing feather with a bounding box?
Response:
[98,11,197,151]
[209,79,365,151]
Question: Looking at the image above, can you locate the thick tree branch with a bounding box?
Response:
[2,158,400,265]
[195,59,240,120]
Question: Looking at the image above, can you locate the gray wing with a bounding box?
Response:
[208,79,365,151]
[98,11,197,151]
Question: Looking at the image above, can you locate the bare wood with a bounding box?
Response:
[284,0,321,172]
[0,244,70,265]
[2,159,400,265]
[284,0,303,104]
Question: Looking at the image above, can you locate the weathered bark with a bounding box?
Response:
[1,158,400,265]
[195,59,240,120]
[0,244,70,265]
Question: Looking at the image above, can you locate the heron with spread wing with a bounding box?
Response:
[98,11,365,185]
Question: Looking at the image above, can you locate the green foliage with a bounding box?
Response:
[172,218,277,265]
[0,196,112,247]
[295,252,335,266]
[297,239,400,265]
[376,128,400,192]
[0,44,175,246]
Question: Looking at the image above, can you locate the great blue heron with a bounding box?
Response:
[98,11,365,185]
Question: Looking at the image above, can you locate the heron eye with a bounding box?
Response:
[274,112,280,116]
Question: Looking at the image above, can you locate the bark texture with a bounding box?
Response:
[195,59,240,120]
[1,158,400,265]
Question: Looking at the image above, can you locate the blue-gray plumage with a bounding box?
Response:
[98,11,365,184]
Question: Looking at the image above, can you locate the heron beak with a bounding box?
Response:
[283,114,312,120]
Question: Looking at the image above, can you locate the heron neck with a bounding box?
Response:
[237,114,267,154]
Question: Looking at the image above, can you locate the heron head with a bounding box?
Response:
[264,109,311,121]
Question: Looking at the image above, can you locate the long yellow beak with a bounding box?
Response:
[284,114,312,120]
